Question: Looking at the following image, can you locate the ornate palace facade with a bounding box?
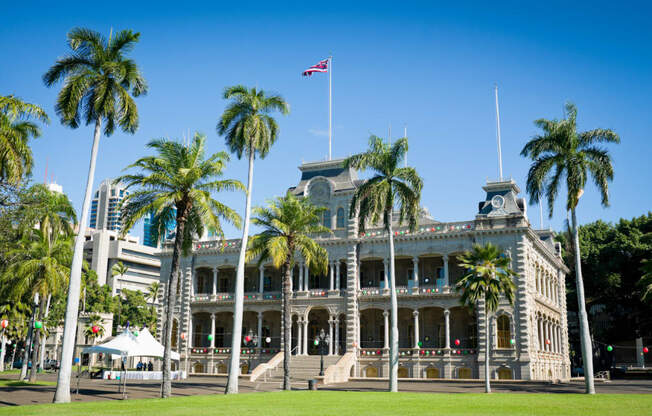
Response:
[158,159,570,381]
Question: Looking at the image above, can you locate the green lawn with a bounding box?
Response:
[0,391,650,416]
[0,378,55,387]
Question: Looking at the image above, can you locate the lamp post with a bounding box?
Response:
[315,328,330,376]
[242,329,258,374]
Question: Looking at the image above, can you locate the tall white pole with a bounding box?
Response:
[539,199,544,229]
[388,124,391,145]
[494,84,503,181]
[328,56,332,161]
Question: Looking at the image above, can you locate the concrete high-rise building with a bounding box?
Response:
[89,179,129,232]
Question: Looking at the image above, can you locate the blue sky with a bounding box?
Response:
[2,1,650,240]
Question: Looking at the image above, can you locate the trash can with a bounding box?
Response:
[308,379,318,390]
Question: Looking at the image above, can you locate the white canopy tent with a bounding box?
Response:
[82,328,180,360]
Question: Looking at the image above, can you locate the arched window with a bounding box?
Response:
[323,209,332,229]
[336,208,345,229]
[497,315,511,348]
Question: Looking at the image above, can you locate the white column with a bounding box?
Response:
[189,314,194,348]
[413,310,420,348]
[257,312,263,347]
[444,308,451,349]
[212,268,218,295]
[412,257,419,289]
[383,310,389,349]
[210,313,216,348]
[259,265,265,294]
[328,318,334,355]
[334,319,340,355]
[383,259,389,291]
[191,269,196,296]
[329,262,335,291]
[357,312,361,349]
[298,264,304,291]
[303,320,309,355]
[538,318,544,351]
[443,254,450,289]
[304,264,310,292]
[296,319,302,355]
[335,261,341,290]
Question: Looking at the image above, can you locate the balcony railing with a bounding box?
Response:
[358,221,474,240]
[189,347,281,355]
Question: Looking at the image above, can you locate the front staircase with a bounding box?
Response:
[262,355,340,388]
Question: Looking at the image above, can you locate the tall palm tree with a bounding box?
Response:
[344,135,422,392]
[43,27,147,403]
[0,95,49,185]
[521,102,619,394]
[640,260,652,303]
[2,229,72,382]
[456,243,516,393]
[117,133,243,398]
[247,192,329,390]
[147,281,161,304]
[217,85,289,394]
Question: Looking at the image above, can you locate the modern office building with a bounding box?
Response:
[83,229,161,296]
[158,158,570,382]
[143,210,177,248]
[89,179,129,232]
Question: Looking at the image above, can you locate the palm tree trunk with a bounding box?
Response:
[0,330,6,372]
[21,300,38,380]
[54,117,102,403]
[571,208,595,394]
[226,150,255,394]
[39,294,51,371]
[29,301,45,383]
[485,308,491,394]
[387,216,399,392]
[282,259,292,390]
[161,211,187,398]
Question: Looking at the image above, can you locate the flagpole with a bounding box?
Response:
[328,55,333,161]
[494,84,503,181]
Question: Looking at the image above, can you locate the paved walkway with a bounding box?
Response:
[1,373,650,407]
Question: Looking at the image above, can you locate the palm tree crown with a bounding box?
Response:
[43,27,147,135]
[521,102,620,215]
[456,243,517,312]
[217,85,289,159]
[344,135,423,233]
[117,133,244,248]
[248,192,330,273]
[0,95,49,184]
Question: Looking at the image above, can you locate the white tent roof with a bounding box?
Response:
[83,329,139,356]
[134,328,180,360]
[82,328,180,361]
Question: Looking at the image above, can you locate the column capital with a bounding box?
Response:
[412,256,419,263]
[211,313,216,319]
[442,253,449,261]
[413,310,419,317]
[444,308,450,316]
[259,264,265,271]
[257,311,263,318]
[383,310,389,317]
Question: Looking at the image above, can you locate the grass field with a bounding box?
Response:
[0,391,650,416]
[0,378,55,387]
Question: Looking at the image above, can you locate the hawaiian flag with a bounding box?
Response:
[302,59,329,76]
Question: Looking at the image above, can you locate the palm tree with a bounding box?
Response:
[2,230,72,382]
[521,102,619,394]
[639,259,652,303]
[247,192,329,390]
[17,183,77,239]
[217,85,289,394]
[112,261,129,332]
[456,243,516,393]
[117,133,243,398]
[43,27,147,403]
[0,95,49,185]
[147,281,161,304]
[344,135,422,392]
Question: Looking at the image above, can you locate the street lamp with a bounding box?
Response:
[314,328,330,376]
[242,329,258,374]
